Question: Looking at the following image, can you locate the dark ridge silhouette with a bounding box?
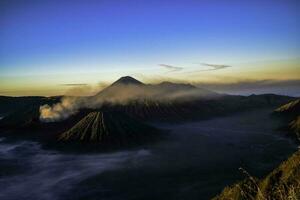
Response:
[0,96,60,129]
[0,96,60,116]
[102,94,295,121]
[58,111,161,147]
[0,105,40,129]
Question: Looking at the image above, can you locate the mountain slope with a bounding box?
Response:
[289,116,300,138]
[274,99,300,117]
[274,99,300,140]
[58,111,161,148]
[101,94,295,121]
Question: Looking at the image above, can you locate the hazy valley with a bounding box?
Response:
[0,76,299,200]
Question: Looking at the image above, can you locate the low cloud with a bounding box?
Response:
[59,83,88,86]
[159,64,183,73]
[196,79,300,96]
[159,63,231,73]
[198,63,232,71]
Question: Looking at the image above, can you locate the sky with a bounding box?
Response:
[0,0,299,96]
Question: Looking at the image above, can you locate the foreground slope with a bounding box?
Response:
[213,150,300,200]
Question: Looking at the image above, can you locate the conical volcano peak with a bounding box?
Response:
[112,76,144,86]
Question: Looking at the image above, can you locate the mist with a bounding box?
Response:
[1,109,297,200]
[39,78,300,122]
[0,138,151,200]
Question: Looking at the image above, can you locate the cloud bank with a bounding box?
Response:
[59,83,88,86]
[196,79,300,96]
[159,62,231,73]
[197,63,232,71]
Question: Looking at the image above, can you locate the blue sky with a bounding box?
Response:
[0,0,299,96]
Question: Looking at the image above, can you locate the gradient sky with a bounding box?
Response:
[0,0,300,96]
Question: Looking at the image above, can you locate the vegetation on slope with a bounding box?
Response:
[213,150,300,200]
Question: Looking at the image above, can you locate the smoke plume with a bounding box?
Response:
[39,97,83,122]
[39,82,216,122]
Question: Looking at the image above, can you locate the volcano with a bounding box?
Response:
[58,111,161,148]
[110,76,144,86]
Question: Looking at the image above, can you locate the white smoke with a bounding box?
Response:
[39,83,217,122]
[39,97,83,122]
